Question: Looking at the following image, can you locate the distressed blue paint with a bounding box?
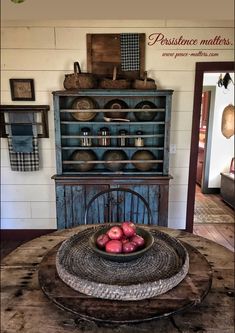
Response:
[71,186,84,226]
[163,94,172,175]
[53,89,173,176]
[53,95,63,175]
[55,185,65,229]
[53,89,173,229]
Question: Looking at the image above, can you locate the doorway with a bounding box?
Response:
[186,61,234,233]
[196,86,217,193]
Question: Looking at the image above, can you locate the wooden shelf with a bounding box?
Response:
[60,121,165,125]
[61,134,164,139]
[61,170,165,175]
[62,159,164,164]
[61,146,164,150]
[60,108,165,113]
[0,105,50,138]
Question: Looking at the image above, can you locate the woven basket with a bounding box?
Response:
[99,66,131,89]
[56,226,189,301]
[63,62,97,90]
[132,71,157,90]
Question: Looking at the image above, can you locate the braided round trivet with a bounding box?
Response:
[56,226,189,300]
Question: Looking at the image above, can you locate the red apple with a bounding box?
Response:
[130,234,145,248]
[96,233,110,249]
[106,226,123,240]
[105,240,123,253]
[123,241,137,253]
[121,236,129,244]
[121,221,136,237]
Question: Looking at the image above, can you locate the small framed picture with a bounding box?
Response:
[10,79,35,101]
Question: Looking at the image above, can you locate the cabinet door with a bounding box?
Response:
[55,184,108,228]
[125,184,169,227]
[110,184,160,225]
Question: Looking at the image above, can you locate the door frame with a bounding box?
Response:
[185,61,234,233]
[201,86,217,193]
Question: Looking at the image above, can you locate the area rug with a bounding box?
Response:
[194,197,234,224]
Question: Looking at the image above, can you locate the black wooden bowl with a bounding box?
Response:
[104,99,128,119]
[134,101,157,121]
[89,225,154,262]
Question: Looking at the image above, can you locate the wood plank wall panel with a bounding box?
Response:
[1,49,87,70]
[1,167,55,185]
[1,185,55,202]
[146,50,234,70]
[2,20,232,28]
[1,71,64,92]
[1,27,55,49]
[0,219,57,229]
[1,20,234,230]
[53,27,234,50]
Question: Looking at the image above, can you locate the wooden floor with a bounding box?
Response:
[193,186,234,252]
[193,223,234,252]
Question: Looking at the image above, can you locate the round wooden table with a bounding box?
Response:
[1,226,234,333]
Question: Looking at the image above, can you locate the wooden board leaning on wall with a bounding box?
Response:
[87,33,145,79]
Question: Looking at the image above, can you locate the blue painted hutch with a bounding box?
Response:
[52,89,173,228]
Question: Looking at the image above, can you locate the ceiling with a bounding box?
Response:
[1,0,234,20]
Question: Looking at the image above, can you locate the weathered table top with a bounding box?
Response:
[1,225,234,333]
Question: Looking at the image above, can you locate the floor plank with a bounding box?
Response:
[214,224,234,248]
[194,185,234,252]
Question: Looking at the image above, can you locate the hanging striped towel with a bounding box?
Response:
[120,33,140,71]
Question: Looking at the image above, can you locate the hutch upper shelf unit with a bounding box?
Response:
[53,89,173,176]
[52,89,173,228]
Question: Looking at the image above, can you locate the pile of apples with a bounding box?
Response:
[96,222,145,254]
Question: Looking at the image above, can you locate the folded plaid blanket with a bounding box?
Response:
[8,136,40,171]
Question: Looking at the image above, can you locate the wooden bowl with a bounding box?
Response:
[104,99,128,119]
[71,97,97,121]
[131,150,156,171]
[89,225,154,262]
[70,149,97,172]
[103,150,128,171]
[134,101,157,121]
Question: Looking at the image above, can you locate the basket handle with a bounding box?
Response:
[143,71,148,86]
[112,66,117,81]
[74,62,82,75]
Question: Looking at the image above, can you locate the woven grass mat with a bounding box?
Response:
[194,198,234,223]
[56,226,189,300]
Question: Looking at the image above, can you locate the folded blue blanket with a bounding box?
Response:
[11,135,33,153]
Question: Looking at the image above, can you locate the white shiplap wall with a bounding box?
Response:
[1,20,234,229]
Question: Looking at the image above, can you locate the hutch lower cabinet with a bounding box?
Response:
[53,175,171,228]
[52,89,173,228]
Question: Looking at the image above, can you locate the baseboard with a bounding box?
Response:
[0,229,57,241]
[201,188,220,194]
